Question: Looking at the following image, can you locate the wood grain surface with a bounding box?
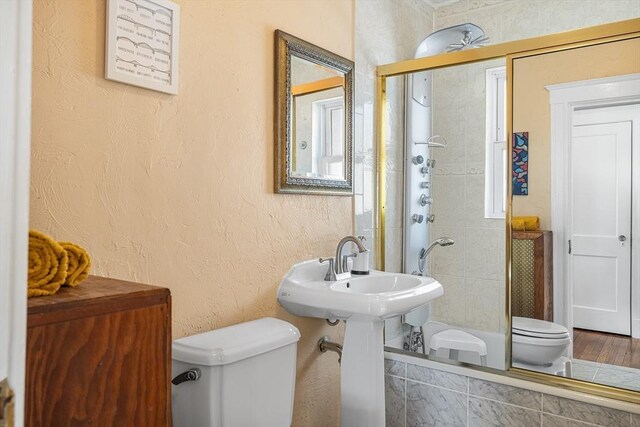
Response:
[26,276,172,426]
[574,328,640,369]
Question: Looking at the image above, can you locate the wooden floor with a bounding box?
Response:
[573,329,640,368]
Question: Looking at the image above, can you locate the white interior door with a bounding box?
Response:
[571,107,634,335]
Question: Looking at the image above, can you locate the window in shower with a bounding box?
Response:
[485,66,507,219]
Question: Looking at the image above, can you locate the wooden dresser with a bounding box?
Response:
[26,276,172,426]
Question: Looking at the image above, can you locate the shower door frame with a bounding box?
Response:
[375,18,640,405]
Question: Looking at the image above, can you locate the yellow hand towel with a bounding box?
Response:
[28,230,69,297]
[60,242,91,287]
[512,216,540,231]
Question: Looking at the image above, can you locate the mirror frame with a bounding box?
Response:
[374,19,640,404]
[274,30,354,195]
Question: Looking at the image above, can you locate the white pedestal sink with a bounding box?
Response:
[277,259,443,426]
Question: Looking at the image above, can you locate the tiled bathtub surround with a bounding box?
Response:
[384,358,638,426]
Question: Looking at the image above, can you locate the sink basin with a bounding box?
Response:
[330,274,422,294]
[277,258,443,427]
[277,259,443,321]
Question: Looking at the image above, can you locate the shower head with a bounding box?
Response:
[420,237,455,258]
[418,237,455,274]
[414,23,488,58]
[446,30,490,52]
[434,237,455,247]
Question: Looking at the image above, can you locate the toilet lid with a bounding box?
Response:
[512,317,569,339]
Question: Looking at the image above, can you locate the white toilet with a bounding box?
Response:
[171,317,301,427]
[512,316,571,367]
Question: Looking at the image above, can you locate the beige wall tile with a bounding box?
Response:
[432,274,466,327]
[465,277,501,331]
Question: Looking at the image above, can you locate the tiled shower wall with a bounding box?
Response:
[384,359,638,427]
[426,0,640,332]
[430,59,506,334]
[354,0,435,270]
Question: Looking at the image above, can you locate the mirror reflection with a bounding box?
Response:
[290,55,346,180]
[274,30,353,195]
[381,23,507,372]
[511,38,640,391]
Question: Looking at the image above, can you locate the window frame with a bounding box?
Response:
[485,66,507,219]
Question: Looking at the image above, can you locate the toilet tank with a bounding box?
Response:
[172,317,301,427]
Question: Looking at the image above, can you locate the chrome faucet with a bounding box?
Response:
[335,235,368,275]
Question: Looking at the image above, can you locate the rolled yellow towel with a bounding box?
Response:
[28,230,69,298]
[512,216,540,231]
[59,242,91,287]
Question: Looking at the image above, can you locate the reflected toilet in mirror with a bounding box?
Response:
[374,17,640,405]
[511,38,640,391]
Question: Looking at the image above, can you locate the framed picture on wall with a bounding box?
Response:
[105,0,180,94]
[512,131,529,196]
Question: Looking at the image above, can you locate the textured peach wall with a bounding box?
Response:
[512,38,640,229]
[30,0,354,424]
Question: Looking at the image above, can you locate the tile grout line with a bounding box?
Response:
[405,377,469,396]
[385,373,405,380]
[542,412,606,427]
[542,393,627,427]
[404,368,407,427]
[466,376,470,427]
[467,392,543,413]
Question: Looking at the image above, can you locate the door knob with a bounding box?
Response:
[619,235,627,242]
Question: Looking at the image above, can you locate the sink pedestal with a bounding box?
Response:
[341,319,385,427]
[277,260,444,426]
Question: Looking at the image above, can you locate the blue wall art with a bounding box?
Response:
[512,132,529,196]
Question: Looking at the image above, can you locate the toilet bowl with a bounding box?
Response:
[512,316,571,366]
[171,317,301,427]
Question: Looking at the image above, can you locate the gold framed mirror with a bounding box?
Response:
[274,30,354,195]
[508,30,640,402]
[374,19,640,404]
